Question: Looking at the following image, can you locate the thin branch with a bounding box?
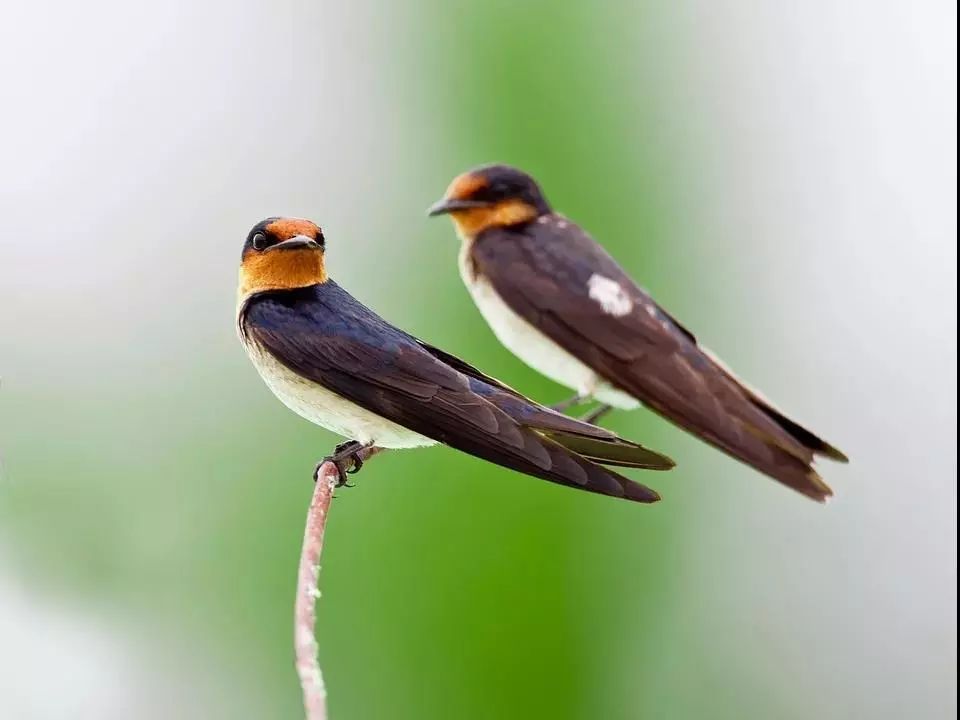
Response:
[294,446,383,720]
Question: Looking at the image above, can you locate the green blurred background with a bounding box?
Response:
[1,1,956,718]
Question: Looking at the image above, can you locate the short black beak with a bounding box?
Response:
[269,235,320,251]
[426,198,491,217]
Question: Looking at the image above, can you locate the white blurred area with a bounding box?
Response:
[0,571,144,719]
[0,564,241,720]
[628,2,956,718]
[0,0,409,360]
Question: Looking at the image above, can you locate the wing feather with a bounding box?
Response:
[471,222,845,500]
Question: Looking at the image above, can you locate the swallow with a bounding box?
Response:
[428,165,849,502]
[236,217,676,503]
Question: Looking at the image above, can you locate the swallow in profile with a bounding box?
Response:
[428,165,848,502]
[236,217,675,503]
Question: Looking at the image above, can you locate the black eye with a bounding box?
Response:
[252,232,268,251]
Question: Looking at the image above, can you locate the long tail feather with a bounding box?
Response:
[541,430,675,470]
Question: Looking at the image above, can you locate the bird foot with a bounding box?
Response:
[550,393,586,413]
[580,404,614,425]
[314,440,372,487]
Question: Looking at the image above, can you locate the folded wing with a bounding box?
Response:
[471,224,847,501]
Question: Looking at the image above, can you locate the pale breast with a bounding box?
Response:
[458,240,638,409]
[242,336,438,449]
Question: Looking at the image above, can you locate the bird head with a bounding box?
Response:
[238,217,327,299]
[427,164,551,239]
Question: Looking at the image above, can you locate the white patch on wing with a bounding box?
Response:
[458,241,639,409]
[587,274,633,317]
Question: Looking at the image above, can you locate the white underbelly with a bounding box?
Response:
[459,244,638,410]
[244,339,438,449]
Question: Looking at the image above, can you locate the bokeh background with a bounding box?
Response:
[1,1,956,718]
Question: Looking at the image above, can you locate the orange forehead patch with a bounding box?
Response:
[265,218,320,241]
[446,172,488,200]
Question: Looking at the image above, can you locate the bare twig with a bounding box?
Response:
[294,446,383,720]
